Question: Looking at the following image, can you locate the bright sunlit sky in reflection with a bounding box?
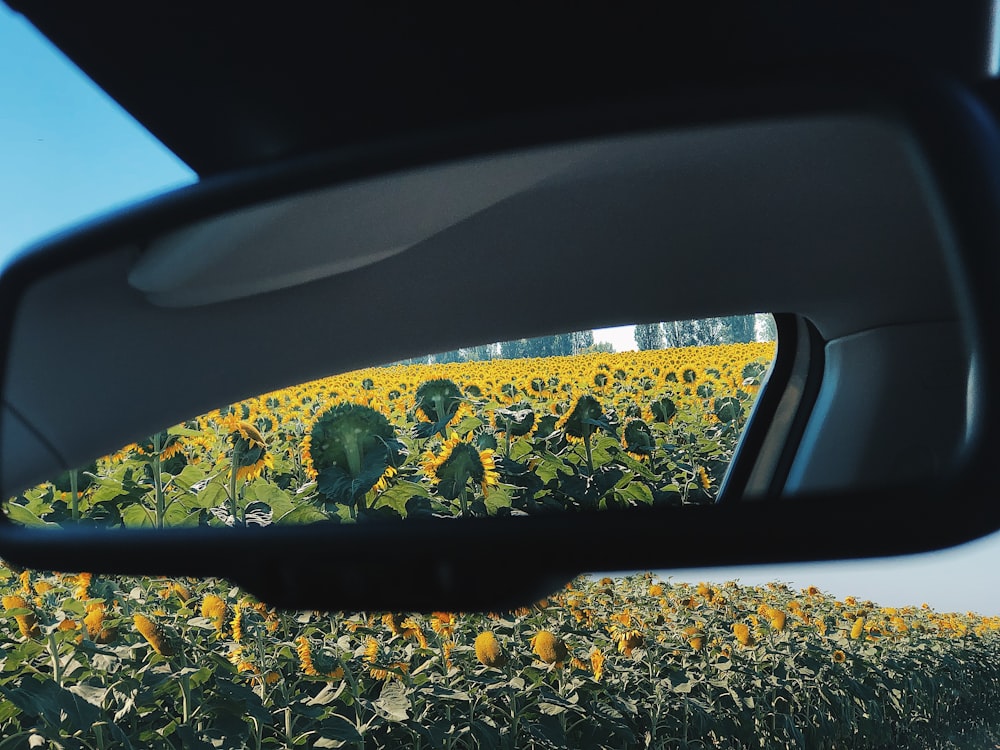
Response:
[2,5,999,616]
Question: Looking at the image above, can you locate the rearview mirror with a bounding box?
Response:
[2,73,998,611]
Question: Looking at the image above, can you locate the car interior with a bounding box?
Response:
[3,2,1000,748]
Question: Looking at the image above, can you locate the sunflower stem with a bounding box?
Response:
[48,632,62,686]
[152,433,166,529]
[583,429,594,474]
[459,488,469,518]
[229,438,244,526]
[69,468,80,523]
[180,672,191,724]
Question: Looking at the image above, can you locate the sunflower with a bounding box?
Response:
[422,433,499,508]
[400,618,428,649]
[74,572,92,601]
[33,581,52,596]
[229,649,257,675]
[134,614,173,656]
[414,378,466,433]
[851,617,865,639]
[442,640,456,670]
[382,613,405,636]
[531,630,568,666]
[296,637,318,675]
[647,396,677,424]
[305,402,401,513]
[623,419,656,461]
[697,466,712,491]
[160,438,184,462]
[227,421,273,482]
[160,582,192,602]
[492,403,536,440]
[768,608,787,632]
[296,637,344,679]
[370,662,409,682]
[231,603,244,642]
[832,649,847,663]
[684,625,705,651]
[732,622,754,647]
[201,595,228,633]
[590,648,605,681]
[430,612,457,638]
[2,595,40,639]
[608,612,644,656]
[555,394,607,443]
[474,631,506,667]
[555,393,613,472]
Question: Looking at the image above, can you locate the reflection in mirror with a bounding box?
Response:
[4,316,776,529]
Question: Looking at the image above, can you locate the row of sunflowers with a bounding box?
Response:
[7,343,776,529]
[1,567,998,748]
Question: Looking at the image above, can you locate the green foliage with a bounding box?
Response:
[0,572,997,749]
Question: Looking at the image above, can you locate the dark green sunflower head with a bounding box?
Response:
[415,378,463,423]
[493,402,536,437]
[623,420,656,460]
[307,402,401,502]
[423,436,499,501]
[555,394,609,440]
[650,397,677,424]
[227,422,271,481]
[474,430,499,451]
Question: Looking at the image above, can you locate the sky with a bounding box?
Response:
[0,5,195,256]
[3,5,1000,616]
[593,325,637,353]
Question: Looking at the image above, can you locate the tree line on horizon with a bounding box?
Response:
[399,314,772,365]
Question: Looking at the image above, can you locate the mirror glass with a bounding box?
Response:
[4,315,777,529]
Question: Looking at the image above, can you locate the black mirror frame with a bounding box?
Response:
[1,67,997,612]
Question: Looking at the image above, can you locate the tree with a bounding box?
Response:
[634,323,666,350]
[661,314,758,348]
[463,343,497,361]
[570,329,594,354]
[725,315,756,344]
[580,341,615,354]
[755,314,777,342]
[498,330,594,359]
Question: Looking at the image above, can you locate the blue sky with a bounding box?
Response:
[3,4,1000,615]
[0,5,195,255]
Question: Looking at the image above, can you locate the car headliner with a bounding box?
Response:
[2,2,995,175]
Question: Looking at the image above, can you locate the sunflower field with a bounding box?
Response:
[7,342,1000,747]
[0,568,999,749]
[6,343,776,529]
